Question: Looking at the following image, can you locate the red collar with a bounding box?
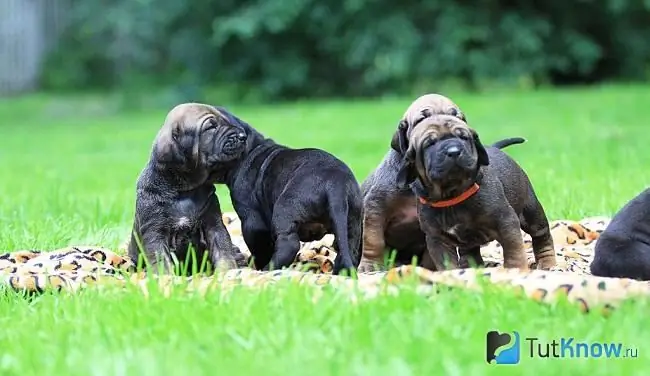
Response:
[418,183,480,208]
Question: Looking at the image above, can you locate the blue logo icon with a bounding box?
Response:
[486,330,521,365]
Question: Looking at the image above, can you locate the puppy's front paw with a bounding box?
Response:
[358,259,383,273]
[234,252,250,268]
[222,245,250,268]
[535,255,557,270]
[503,259,529,271]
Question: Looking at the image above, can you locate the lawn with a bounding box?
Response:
[1,84,649,375]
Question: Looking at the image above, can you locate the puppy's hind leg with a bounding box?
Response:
[240,211,274,270]
[358,196,388,273]
[496,210,529,270]
[268,203,304,271]
[328,191,363,275]
[520,197,557,270]
[269,225,301,271]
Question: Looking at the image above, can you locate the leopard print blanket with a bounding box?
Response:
[1,213,648,316]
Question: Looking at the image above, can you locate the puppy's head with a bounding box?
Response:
[391,94,466,155]
[395,115,488,189]
[153,103,248,168]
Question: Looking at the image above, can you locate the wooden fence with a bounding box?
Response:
[0,0,68,96]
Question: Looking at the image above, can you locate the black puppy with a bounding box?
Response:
[127,103,248,275]
[591,188,650,280]
[394,115,557,271]
[213,107,363,275]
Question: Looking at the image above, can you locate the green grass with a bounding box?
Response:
[1,84,650,375]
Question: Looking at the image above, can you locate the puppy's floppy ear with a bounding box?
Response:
[154,122,186,165]
[470,128,489,166]
[395,144,417,189]
[450,107,467,123]
[191,118,206,166]
[390,120,409,154]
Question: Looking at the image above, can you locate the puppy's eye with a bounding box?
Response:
[454,129,469,139]
[425,138,438,147]
[203,119,218,131]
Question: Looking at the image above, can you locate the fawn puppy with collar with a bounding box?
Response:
[359,93,526,271]
[394,114,557,271]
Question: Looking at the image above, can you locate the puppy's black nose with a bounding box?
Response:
[236,133,247,141]
[446,145,461,158]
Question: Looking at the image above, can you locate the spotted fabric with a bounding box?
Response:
[0,213,647,316]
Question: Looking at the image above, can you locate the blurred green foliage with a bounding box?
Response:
[41,0,650,101]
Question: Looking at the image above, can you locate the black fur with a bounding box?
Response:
[490,137,526,150]
[215,107,363,275]
[591,188,650,280]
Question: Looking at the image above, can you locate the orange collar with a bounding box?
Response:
[418,183,480,208]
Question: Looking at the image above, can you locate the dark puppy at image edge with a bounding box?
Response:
[213,107,363,275]
[591,188,650,280]
[127,103,248,275]
[394,115,557,271]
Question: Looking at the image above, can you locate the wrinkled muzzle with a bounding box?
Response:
[222,130,247,156]
[209,128,248,164]
[422,137,477,180]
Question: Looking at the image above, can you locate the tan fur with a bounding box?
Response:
[401,94,467,128]
[154,103,228,164]
[390,94,466,152]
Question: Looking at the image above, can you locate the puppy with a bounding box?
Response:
[127,103,248,275]
[359,94,467,272]
[358,93,523,272]
[394,115,556,271]
[591,188,650,280]
[214,107,363,275]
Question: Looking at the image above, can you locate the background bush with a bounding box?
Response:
[41,0,650,101]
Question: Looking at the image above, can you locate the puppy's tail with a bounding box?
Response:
[491,137,526,149]
[327,188,361,275]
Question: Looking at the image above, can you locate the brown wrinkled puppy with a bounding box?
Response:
[359,94,467,272]
[394,115,556,271]
[127,103,248,275]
